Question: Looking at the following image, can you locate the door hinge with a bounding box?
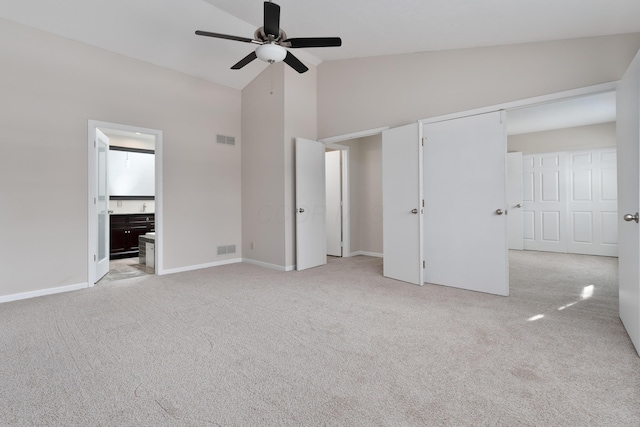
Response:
[422,199,425,207]
[423,260,425,268]
[94,197,96,204]
[421,138,425,146]
[340,241,344,247]
[94,140,96,148]
[94,254,96,261]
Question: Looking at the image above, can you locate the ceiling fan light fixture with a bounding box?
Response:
[256,43,287,63]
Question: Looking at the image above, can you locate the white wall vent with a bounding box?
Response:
[216,134,236,146]
[217,244,236,255]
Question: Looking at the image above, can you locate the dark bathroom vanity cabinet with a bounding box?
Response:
[110,213,155,259]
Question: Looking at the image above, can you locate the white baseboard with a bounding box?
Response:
[350,251,383,258]
[160,258,242,275]
[0,282,89,304]
[242,258,294,272]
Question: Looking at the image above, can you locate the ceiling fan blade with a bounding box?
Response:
[264,1,280,38]
[283,51,309,74]
[195,30,257,44]
[231,51,258,70]
[283,37,342,48]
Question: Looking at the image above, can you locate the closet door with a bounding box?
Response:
[522,152,567,253]
[566,148,618,256]
[382,123,423,285]
[423,111,508,296]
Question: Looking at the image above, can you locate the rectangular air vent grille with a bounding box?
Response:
[216,134,236,146]
[217,244,237,255]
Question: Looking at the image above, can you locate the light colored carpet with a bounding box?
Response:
[1,252,638,426]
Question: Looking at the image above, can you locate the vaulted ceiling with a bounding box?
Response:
[1,0,636,132]
[1,0,639,90]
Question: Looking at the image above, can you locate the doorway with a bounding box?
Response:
[87,120,163,286]
[506,91,618,257]
[321,130,386,260]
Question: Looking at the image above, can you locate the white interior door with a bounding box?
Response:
[522,152,567,253]
[566,148,618,257]
[423,111,508,296]
[325,150,342,257]
[95,129,110,282]
[507,152,524,250]
[296,138,327,271]
[617,49,640,356]
[382,123,423,285]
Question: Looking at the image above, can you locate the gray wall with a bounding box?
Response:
[241,63,318,269]
[318,34,640,138]
[241,63,286,268]
[343,135,383,255]
[508,122,616,154]
[0,18,242,298]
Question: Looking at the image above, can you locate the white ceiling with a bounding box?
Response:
[506,91,617,135]
[0,1,632,133]
[1,0,639,91]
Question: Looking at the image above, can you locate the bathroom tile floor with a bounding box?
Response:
[98,257,153,283]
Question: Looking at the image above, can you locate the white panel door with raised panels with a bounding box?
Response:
[567,148,618,256]
[522,148,618,257]
[522,153,567,253]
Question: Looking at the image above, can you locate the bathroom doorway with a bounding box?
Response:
[88,120,163,285]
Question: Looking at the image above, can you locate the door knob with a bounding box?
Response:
[298,208,305,213]
[411,209,419,214]
[623,212,639,223]
[515,204,522,208]
[495,209,504,215]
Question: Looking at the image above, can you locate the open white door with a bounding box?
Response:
[382,123,423,285]
[95,129,110,282]
[296,138,327,270]
[423,111,508,296]
[507,152,524,250]
[326,150,342,257]
[617,49,640,356]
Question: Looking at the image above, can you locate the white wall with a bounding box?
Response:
[508,122,616,154]
[318,34,640,138]
[0,18,241,298]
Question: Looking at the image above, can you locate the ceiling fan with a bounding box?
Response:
[195,1,342,73]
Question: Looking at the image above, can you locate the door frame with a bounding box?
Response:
[87,120,164,285]
[320,126,389,258]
